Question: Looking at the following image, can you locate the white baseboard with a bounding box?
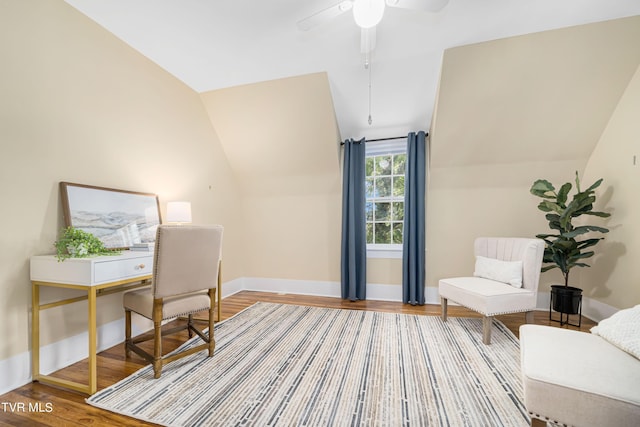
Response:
[0,349,32,397]
[221,277,245,298]
[243,277,444,304]
[535,291,615,323]
[0,278,616,395]
[0,316,151,396]
[581,295,618,322]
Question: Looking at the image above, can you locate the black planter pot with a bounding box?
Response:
[550,285,583,315]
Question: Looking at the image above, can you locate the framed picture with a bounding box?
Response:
[60,182,162,250]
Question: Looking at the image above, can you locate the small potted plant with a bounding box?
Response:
[54,226,119,261]
[530,171,610,315]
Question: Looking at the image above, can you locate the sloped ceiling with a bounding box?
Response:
[63,0,640,140]
[200,72,341,195]
[59,1,640,187]
[431,16,640,169]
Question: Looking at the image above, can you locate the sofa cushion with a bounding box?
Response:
[439,276,535,316]
[591,304,640,360]
[520,325,640,426]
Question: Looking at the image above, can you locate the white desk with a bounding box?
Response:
[30,251,153,395]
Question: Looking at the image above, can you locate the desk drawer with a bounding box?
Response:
[94,255,153,283]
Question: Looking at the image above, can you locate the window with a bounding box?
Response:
[365,140,406,256]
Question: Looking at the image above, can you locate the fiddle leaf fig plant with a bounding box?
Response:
[54,226,119,261]
[530,171,610,286]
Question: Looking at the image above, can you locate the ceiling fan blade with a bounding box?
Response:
[297,1,354,31]
[385,0,449,12]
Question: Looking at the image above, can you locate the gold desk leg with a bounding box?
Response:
[32,283,40,382]
[88,288,97,394]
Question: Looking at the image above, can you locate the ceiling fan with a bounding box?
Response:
[297,0,449,32]
[296,0,449,126]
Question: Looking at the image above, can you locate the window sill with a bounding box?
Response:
[367,246,402,259]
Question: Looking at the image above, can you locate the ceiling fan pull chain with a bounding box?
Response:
[368,59,373,125]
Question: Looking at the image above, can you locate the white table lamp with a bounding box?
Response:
[166,201,192,224]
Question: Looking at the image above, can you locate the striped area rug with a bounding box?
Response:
[87,302,529,426]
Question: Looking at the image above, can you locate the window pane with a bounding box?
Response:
[375,223,391,244]
[375,177,391,197]
[366,157,374,176]
[393,153,406,175]
[365,140,408,249]
[393,176,404,197]
[365,177,374,198]
[393,223,403,244]
[392,202,404,221]
[375,202,390,221]
[376,155,392,176]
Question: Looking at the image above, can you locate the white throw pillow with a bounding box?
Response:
[591,305,640,360]
[474,256,523,288]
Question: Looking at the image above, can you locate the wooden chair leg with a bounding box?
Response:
[124,310,132,357]
[152,299,163,379]
[208,288,216,357]
[153,320,162,379]
[217,262,222,322]
[441,298,448,322]
[531,417,547,427]
[482,316,492,345]
[525,310,535,324]
[187,314,194,338]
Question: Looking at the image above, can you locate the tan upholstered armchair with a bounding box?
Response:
[439,237,544,344]
[123,224,223,378]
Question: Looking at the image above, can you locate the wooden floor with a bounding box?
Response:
[1,290,595,426]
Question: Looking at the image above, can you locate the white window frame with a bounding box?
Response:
[365,139,407,259]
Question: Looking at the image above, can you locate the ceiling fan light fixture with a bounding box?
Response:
[353,0,385,29]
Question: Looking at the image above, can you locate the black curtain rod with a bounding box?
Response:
[366,136,406,142]
[340,133,428,145]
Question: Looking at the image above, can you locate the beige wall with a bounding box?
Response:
[201,74,344,284]
[427,162,582,289]
[428,17,640,307]
[580,64,640,309]
[200,73,410,288]
[0,1,242,360]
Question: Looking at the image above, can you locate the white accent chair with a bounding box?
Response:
[439,237,544,344]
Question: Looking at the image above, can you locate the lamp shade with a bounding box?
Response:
[166,201,192,224]
[353,0,385,29]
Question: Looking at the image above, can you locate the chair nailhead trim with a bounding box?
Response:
[455,302,532,316]
[164,307,211,320]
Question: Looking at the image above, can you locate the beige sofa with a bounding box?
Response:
[520,323,640,426]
